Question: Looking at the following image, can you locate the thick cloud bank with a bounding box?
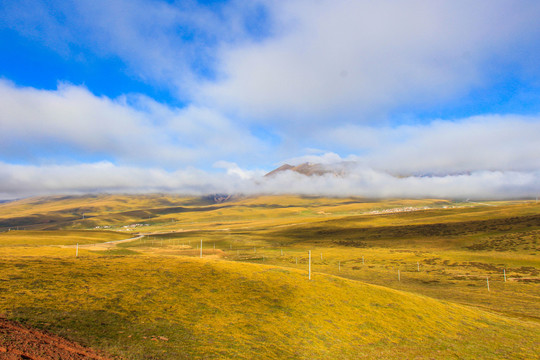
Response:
[1,161,538,200]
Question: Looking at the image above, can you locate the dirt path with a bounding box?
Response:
[0,317,113,360]
[63,235,144,251]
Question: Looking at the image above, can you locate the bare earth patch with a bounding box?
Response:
[0,317,112,360]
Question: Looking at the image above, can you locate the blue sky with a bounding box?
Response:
[1,0,540,199]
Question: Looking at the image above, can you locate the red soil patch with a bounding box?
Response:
[0,317,113,360]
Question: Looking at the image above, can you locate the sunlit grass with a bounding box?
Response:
[0,195,539,358]
[0,230,129,246]
[0,255,538,359]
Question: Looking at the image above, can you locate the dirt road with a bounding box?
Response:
[63,235,144,251]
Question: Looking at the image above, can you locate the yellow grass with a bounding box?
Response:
[0,230,130,246]
[0,194,539,359]
[1,255,538,359]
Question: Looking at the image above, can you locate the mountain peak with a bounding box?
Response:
[265,162,337,177]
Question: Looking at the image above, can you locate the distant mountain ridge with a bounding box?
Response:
[265,162,474,179]
[265,162,343,177]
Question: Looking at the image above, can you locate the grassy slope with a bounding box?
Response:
[0,195,539,358]
[0,194,202,230]
[0,254,538,359]
[101,197,539,322]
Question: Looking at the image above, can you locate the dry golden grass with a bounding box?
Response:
[0,230,130,246]
[1,254,538,359]
[0,195,539,359]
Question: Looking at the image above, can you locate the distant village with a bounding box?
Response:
[367,205,455,215]
[95,223,150,231]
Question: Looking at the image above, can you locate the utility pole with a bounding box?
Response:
[308,250,312,280]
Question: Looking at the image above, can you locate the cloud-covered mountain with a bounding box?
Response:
[1,158,538,201]
[265,163,343,177]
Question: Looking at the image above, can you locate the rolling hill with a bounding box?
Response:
[0,194,538,359]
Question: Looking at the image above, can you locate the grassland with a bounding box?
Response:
[0,194,539,359]
[1,255,539,359]
[0,230,129,246]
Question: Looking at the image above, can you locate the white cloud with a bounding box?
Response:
[1,161,538,200]
[283,152,349,166]
[0,161,215,198]
[0,80,169,162]
[199,0,540,121]
[0,0,266,98]
[0,0,206,93]
[4,0,539,125]
[213,161,265,180]
[1,80,539,199]
[257,167,540,199]
[0,80,262,166]
[316,114,540,174]
[3,0,539,121]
